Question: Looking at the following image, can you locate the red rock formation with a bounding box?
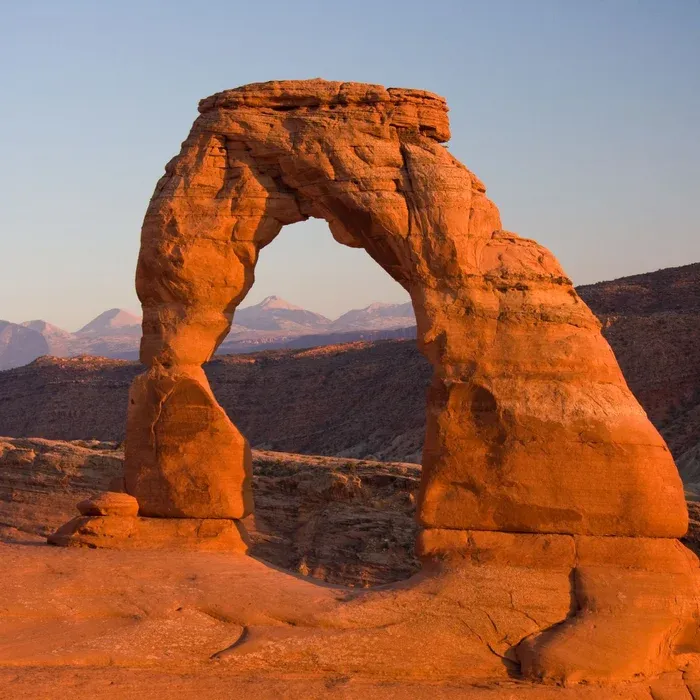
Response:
[50,80,699,683]
[132,79,685,537]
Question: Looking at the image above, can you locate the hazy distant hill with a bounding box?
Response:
[75,308,142,336]
[1,297,417,365]
[218,325,416,355]
[330,302,414,331]
[230,295,332,332]
[0,322,49,370]
[21,320,73,356]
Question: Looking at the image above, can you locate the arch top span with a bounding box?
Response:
[197,79,451,142]
[137,78,502,368]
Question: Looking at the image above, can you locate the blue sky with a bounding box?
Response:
[1,0,698,330]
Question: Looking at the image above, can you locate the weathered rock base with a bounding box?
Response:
[2,539,700,696]
[418,529,700,683]
[39,523,700,684]
[47,514,249,552]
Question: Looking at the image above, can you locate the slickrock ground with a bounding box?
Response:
[2,443,700,698]
[6,542,700,699]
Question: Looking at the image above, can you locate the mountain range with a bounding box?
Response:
[0,297,416,370]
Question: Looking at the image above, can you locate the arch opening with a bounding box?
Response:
[204,218,429,587]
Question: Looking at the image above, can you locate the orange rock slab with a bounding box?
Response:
[48,514,249,552]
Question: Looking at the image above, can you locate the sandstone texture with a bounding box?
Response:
[77,491,139,516]
[0,437,124,543]
[49,514,250,552]
[125,366,253,518]
[32,80,700,685]
[131,79,686,537]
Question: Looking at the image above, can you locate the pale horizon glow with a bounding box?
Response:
[1,0,698,329]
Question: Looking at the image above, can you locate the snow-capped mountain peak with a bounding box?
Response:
[76,309,142,335]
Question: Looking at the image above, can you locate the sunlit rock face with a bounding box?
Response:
[45,80,696,685]
[130,79,686,537]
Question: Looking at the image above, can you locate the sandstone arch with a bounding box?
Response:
[52,80,700,683]
[128,80,685,538]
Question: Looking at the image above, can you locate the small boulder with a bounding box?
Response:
[77,491,139,517]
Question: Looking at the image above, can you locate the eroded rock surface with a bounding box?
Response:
[125,366,254,518]
[0,437,419,586]
[77,491,138,516]
[49,514,250,552]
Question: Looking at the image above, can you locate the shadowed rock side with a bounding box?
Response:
[47,79,699,684]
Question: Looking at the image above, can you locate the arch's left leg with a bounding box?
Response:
[49,129,297,549]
